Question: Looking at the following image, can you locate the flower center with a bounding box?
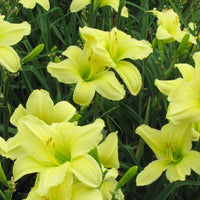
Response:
[166,142,182,163]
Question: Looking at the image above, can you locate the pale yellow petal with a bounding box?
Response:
[73,81,95,106]
[98,132,119,169]
[10,104,27,127]
[26,89,54,124]
[155,78,183,96]
[135,124,166,159]
[70,0,90,12]
[116,29,153,60]
[36,0,50,10]
[91,71,125,101]
[62,118,104,159]
[136,160,169,186]
[115,61,142,95]
[0,46,20,73]
[47,59,82,84]
[13,155,48,181]
[0,21,30,46]
[175,63,194,82]
[166,157,191,182]
[19,0,35,9]
[71,183,103,200]
[37,162,70,195]
[62,46,82,61]
[71,154,102,188]
[0,137,7,156]
[186,151,200,175]
[54,101,76,123]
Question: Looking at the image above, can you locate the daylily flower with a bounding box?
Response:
[80,26,153,95]
[155,52,200,124]
[47,46,125,106]
[0,15,31,72]
[22,131,123,200]
[9,115,104,197]
[10,89,76,127]
[19,0,50,11]
[136,122,200,186]
[155,60,200,140]
[80,27,152,95]
[70,0,128,18]
[150,8,196,44]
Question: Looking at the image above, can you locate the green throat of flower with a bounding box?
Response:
[166,143,182,163]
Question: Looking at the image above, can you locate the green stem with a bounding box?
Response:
[0,189,6,200]
[2,72,10,140]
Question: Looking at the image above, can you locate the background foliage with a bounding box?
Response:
[1,0,200,199]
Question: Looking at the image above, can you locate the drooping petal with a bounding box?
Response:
[71,154,102,188]
[135,124,166,159]
[0,21,30,46]
[71,183,103,200]
[62,119,104,159]
[91,71,125,101]
[155,78,183,96]
[13,155,48,181]
[73,81,96,106]
[0,46,20,73]
[53,101,76,123]
[175,63,194,81]
[98,132,119,169]
[115,61,142,95]
[36,162,70,195]
[70,0,90,12]
[47,59,82,84]
[136,160,169,186]
[10,104,26,127]
[186,151,200,175]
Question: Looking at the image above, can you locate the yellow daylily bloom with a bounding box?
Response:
[80,26,153,95]
[10,115,104,196]
[19,0,50,10]
[150,8,196,44]
[155,61,200,140]
[136,122,200,186]
[10,89,76,127]
[0,15,31,72]
[70,0,128,18]
[47,46,125,106]
[160,52,200,124]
